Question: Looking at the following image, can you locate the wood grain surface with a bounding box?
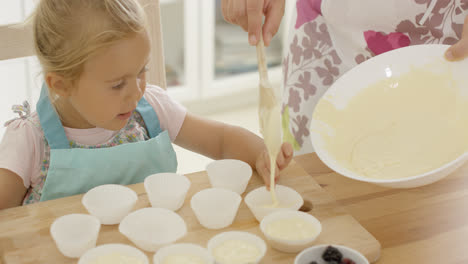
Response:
[295,153,468,264]
[0,159,380,264]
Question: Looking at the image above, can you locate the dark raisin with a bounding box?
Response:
[340,258,356,264]
[322,246,343,262]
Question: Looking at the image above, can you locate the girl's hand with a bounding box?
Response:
[221,0,285,46]
[255,142,293,188]
[445,16,468,61]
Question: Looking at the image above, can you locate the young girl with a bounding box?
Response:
[0,0,293,209]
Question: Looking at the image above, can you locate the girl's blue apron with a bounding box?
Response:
[37,84,177,201]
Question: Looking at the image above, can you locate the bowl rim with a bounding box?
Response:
[153,243,214,263]
[259,210,322,245]
[206,159,253,175]
[190,187,242,207]
[294,244,369,264]
[244,185,304,206]
[118,207,187,244]
[78,243,149,264]
[314,142,467,184]
[311,44,468,184]
[143,173,191,195]
[206,231,267,263]
[144,173,191,187]
[82,184,138,209]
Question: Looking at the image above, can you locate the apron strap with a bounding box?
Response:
[36,83,70,150]
[136,96,162,139]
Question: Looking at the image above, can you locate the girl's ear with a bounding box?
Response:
[45,72,73,97]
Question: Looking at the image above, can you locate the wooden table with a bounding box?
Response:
[295,153,468,264]
[0,156,380,264]
[2,153,466,263]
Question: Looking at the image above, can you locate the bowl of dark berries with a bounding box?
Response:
[295,245,369,264]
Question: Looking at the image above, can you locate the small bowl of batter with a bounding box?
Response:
[153,243,214,264]
[207,231,266,264]
[245,184,304,222]
[78,244,149,264]
[260,210,322,253]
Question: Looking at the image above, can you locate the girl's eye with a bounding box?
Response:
[112,80,126,90]
[139,66,149,76]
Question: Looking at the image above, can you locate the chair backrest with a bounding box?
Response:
[0,0,167,89]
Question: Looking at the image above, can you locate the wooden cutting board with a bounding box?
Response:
[0,160,381,264]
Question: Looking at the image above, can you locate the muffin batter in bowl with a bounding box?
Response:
[265,217,320,240]
[313,64,468,180]
[212,239,261,264]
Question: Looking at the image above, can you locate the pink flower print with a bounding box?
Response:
[302,25,321,60]
[290,36,303,65]
[462,0,468,10]
[364,31,410,56]
[434,0,452,11]
[452,22,464,40]
[427,13,444,39]
[315,59,339,86]
[295,0,322,29]
[329,50,342,65]
[288,88,302,113]
[396,20,429,44]
[292,115,310,146]
[294,72,317,100]
[355,54,368,64]
[443,36,458,45]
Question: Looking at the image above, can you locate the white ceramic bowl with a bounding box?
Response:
[78,243,148,264]
[82,184,138,225]
[295,244,369,264]
[119,208,187,252]
[144,173,191,211]
[311,44,468,188]
[50,214,101,258]
[207,231,267,264]
[153,243,214,264]
[206,159,253,194]
[260,210,322,253]
[190,188,242,229]
[244,185,304,222]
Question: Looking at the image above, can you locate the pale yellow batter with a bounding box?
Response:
[265,217,319,240]
[212,239,261,264]
[259,86,282,206]
[314,64,468,179]
[162,254,206,264]
[90,252,144,264]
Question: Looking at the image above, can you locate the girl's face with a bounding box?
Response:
[67,31,151,131]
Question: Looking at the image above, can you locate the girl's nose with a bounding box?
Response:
[126,78,143,102]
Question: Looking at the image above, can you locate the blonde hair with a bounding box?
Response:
[32,0,147,84]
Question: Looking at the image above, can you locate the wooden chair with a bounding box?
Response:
[0,0,167,89]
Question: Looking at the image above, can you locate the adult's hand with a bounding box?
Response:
[221,0,285,46]
[445,16,468,61]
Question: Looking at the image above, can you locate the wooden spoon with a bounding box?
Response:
[256,35,282,206]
